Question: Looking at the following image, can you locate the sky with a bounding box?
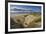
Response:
[10,5,41,12]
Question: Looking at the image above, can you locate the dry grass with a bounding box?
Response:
[10,13,41,28]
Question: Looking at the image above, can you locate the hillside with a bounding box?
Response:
[10,13,41,29]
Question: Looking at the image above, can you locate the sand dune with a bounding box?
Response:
[10,14,41,28]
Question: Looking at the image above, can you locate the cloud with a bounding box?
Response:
[10,6,32,11]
